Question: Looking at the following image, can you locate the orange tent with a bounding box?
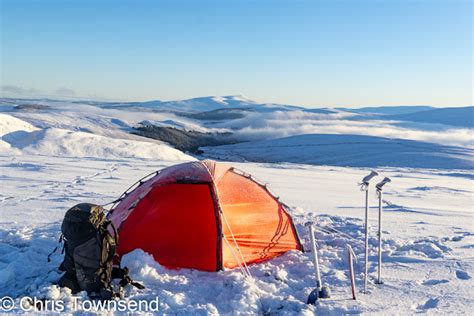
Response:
[109,160,303,272]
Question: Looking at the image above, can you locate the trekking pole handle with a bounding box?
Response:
[376,177,391,191]
[362,171,378,185]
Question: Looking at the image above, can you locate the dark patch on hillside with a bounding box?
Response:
[14,104,50,111]
[179,108,250,121]
[304,108,337,114]
[133,125,238,153]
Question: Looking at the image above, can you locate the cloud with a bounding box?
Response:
[212,110,474,148]
[54,87,76,96]
[0,85,77,98]
[1,85,40,96]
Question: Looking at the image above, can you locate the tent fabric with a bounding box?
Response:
[109,160,303,272]
[218,171,301,268]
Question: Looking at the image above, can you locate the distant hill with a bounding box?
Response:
[344,106,473,128]
[71,95,334,114]
[384,107,474,128]
[341,105,434,115]
[69,95,304,113]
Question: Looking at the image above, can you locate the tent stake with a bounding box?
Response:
[347,245,357,300]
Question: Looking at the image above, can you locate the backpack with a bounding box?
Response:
[52,203,143,299]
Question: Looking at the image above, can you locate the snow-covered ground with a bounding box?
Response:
[0,97,473,314]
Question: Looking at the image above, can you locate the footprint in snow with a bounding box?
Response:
[417,298,439,310]
[446,231,474,242]
[422,279,449,286]
[455,270,471,280]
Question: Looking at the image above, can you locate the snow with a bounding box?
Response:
[19,127,193,160]
[0,113,39,137]
[134,95,260,113]
[8,102,207,139]
[1,156,473,314]
[1,97,473,314]
[0,114,193,160]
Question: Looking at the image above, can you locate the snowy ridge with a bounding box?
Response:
[0,114,193,160]
[0,113,39,137]
[138,95,305,113]
[0,113,40,152]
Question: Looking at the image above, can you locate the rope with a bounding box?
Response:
[222,236,250,278]
[313,223,366,248]
[106,170,161,213]
[204,165,267,312]
[220,208,269,313]
[220,209,252,278]
[200,163,252,278]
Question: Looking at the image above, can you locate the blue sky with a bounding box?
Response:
[1,0,472,107]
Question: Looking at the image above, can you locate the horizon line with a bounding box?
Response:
[1,94,472,110]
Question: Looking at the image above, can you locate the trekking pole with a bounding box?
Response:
[360,171,378,294]
[305,221,330,304]
[375,177,391,285]
[347,245,357,300]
